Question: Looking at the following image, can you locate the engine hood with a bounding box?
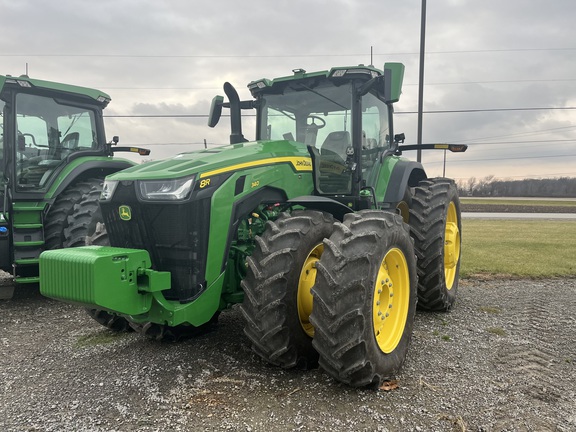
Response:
[108,140,312,181]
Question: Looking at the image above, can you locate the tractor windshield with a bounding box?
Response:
[258,79,390,194]
[260,80,352,150]
[14,92,101,191]
[260,80,353,194]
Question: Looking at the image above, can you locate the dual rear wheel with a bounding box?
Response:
[242,177,462,387]
[241,210,418,387]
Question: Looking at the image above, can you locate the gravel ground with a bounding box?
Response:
[1,274,575,432]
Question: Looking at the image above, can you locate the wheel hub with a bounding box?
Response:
[373,248,410,354]
[444,201,461,289]
[298,244,323,337]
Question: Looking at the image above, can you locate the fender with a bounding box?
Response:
[382,160,427,205]
[288,195,354,222]
[47,160,135,200]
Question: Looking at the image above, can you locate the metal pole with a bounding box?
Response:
[417,0,427,162]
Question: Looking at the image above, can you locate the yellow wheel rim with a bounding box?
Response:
[396,200,410,223]
[297,243,323,337]
[372,248,410,354]
[444,201,460,290]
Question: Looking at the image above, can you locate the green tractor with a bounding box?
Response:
[40,63,466,387]
[0,74,149,299]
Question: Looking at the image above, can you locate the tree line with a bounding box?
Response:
[456,176,576,197]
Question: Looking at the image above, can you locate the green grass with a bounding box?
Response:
[460,197,576,207]
[461,220,576,278]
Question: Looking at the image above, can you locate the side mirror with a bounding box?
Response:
[208,95,224,128]
[383,63,405,103]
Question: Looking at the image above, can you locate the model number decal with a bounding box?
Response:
[251,180,260,188]
[199,178,211,188]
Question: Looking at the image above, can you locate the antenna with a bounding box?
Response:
[25,63,29,76]
[370,46,373,66]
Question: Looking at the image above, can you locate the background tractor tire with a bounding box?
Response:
[63,185,108,248]
[241,210,335,369]
[45,178,104,250]
[310,210,417,388]
[409,178,462,311]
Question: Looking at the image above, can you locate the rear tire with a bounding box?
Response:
[310,211,417,387]
[409,178,462,311]
[241,210,335,369]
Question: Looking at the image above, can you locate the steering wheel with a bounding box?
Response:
[306,115,326,129]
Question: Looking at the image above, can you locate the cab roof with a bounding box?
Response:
[0,74,111,107]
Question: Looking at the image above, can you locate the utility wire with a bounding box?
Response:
[103,106,576,119]
[2,48,576,58]
[98,78,576,91]
[135,138,576,147]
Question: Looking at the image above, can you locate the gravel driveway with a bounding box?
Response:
[1,274,574,432]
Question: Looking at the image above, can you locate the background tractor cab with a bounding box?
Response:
[0,74,148,296]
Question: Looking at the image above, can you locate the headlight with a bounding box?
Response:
[138,176,195,201]
[101,180,118,201]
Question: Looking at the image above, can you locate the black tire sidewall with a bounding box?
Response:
[311,211,418,387]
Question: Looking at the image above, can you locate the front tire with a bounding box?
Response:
[310,211,417,387]
[409,178,462,311]
[240,210,335,369]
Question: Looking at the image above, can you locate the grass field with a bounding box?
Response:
[460,197,576,207]
[461,219,576,278]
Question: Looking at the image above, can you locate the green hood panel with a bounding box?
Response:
[109,140,313,181]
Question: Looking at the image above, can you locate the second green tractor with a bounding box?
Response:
[40,63,466,387]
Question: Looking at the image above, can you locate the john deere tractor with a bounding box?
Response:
[40,63,466,387]
[0,74,148,299]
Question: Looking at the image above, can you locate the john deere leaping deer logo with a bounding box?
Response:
[119,205,132,221]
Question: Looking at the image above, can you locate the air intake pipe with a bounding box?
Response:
[223,82,247,144]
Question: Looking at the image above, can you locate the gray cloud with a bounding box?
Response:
[2,0,575,179]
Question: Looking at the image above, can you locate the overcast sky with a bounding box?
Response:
[2,0,575,181]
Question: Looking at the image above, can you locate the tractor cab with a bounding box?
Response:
[0,75,112,198]
[209,64,406,210]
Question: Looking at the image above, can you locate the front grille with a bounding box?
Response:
[101,182,210,302]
